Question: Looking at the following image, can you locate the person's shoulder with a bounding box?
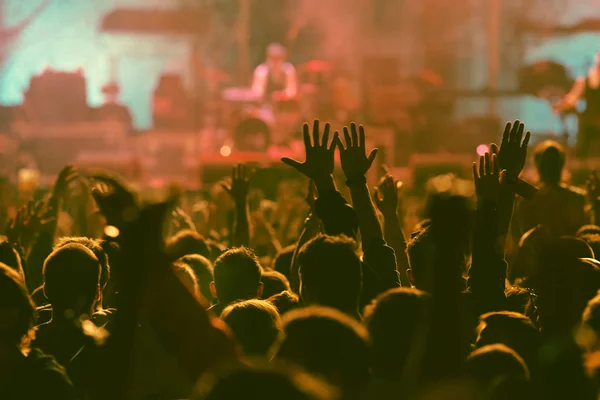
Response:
[24,349,77,399]
[562,184,586,199]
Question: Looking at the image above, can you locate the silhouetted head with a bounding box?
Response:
[211,247,263,306]
[221,299,282,357]
[363,288,430,379]
[261,269,291,299]
[406,225,435,291]
[475,311,540,374]
[272,306,370,397]
[534,141,565,185]
[0,263,35,348]
[466,344,530,386]
[178,254,214,303]
[55,236,110,291]
[273,245,295,282]
[268,290,300,316]
[173,261,200,300]
[298,235,362,316]
[43,243,101,317]
[165,229,211,261]
[579,234,600,261]
[197,362,338,400]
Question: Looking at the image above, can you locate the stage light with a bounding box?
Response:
[476,144,489,156]
[220,145,232,157]
[104,225,120,238]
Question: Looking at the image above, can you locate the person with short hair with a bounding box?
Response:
[177,254,214,303]
[221,299,281,357]
[208,247,263,316]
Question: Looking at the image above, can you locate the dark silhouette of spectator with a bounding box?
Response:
[261,269,291,299]
[166,229,211,261]
[267,290,299,316]
[178,254,214,303]
[0,263,77,399]
[208,247,263,316]
[272,306,370,399]
[297,235,362,319]
[465,344,531,385]
[33,243,102,367]
[272,244,295,281]
[221,299,281,357]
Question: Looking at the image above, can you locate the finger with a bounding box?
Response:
[479,156,484,178]
[313,119,320,147]
[281,157,303,171]
[359,125,366,148]
[381,164,390,175]
[367,148,378,167]
[484,152,490,175]
[231,166,237,181]
[490,143,499,155]
[322,122,331,148]
[499,169,507,183]
[303,123,311,149]
[516,122,524,145]
[492,153,499,176]
[373,187,382,204]
[220,182,232,193]
[351,122,359,148]
[502,122,510,143]
[472,162,479,180]
[522,131,531,149]
[343,126,351,149]
[510,120,520,143]
[329,131,340,151]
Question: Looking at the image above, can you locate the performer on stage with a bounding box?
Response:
[554,51,600,156]
[251,43,297,104]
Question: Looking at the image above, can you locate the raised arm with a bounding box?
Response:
[336,123,400,293]
[221,164,252,247]
[374,174,411,287]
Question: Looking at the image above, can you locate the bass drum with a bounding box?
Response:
[233,116,271,152]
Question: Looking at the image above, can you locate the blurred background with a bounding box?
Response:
[1,0,599,192]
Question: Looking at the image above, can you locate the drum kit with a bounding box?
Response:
[215,60,336,150]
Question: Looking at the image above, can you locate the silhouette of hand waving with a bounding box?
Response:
[221,164,253,202]
[473,152,505,204]
[90,171,138,231]
[282,120,337,180]
[491,120,530,179]
[374,173,401,217]
[335,123,378,180]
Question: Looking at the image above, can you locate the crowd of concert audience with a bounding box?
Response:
[0,119,599,399]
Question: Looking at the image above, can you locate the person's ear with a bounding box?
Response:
[210,281,217,299]
[406,269,415,287]
[256,282,264,298]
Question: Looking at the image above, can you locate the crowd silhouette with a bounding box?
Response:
[0,119,599,399]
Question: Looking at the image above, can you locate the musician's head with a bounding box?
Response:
[267,43,287,66]
[534,140,565,185]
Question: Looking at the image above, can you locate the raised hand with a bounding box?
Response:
[491,120,530,179]
[221,164,253,203]
[5,199,56,249]
[374,173,401,217]
[89,171,138,230]
[281,120,337,180]
[335,122,378,180]
[473,152,505,204]
[51,165,78,201]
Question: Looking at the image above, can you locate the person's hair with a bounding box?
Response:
[405,225,434,290]
[577,225,600,238]
[0,263,36,347]
[534,257,600,334]
[476,311,540,373]
[272,306,371,395]
[221,299,282,356]
[579,234,600,261]
[268,290,300,316]
[196,362,339,400]
[466,344,531,385]
[43,243,101,313]
[0,240,24,279]
[165,229,211,261]
[583,290,600,334]
[261,269,291,299]
[298,235,361,313]
[213,247,262,304]
[55,236,110,290]
[534,140,565,185]
[504,286,538,322]
[363,287,431,379]
[272,245,295,282]
[178,254,214,303]
[173,262,200,299]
